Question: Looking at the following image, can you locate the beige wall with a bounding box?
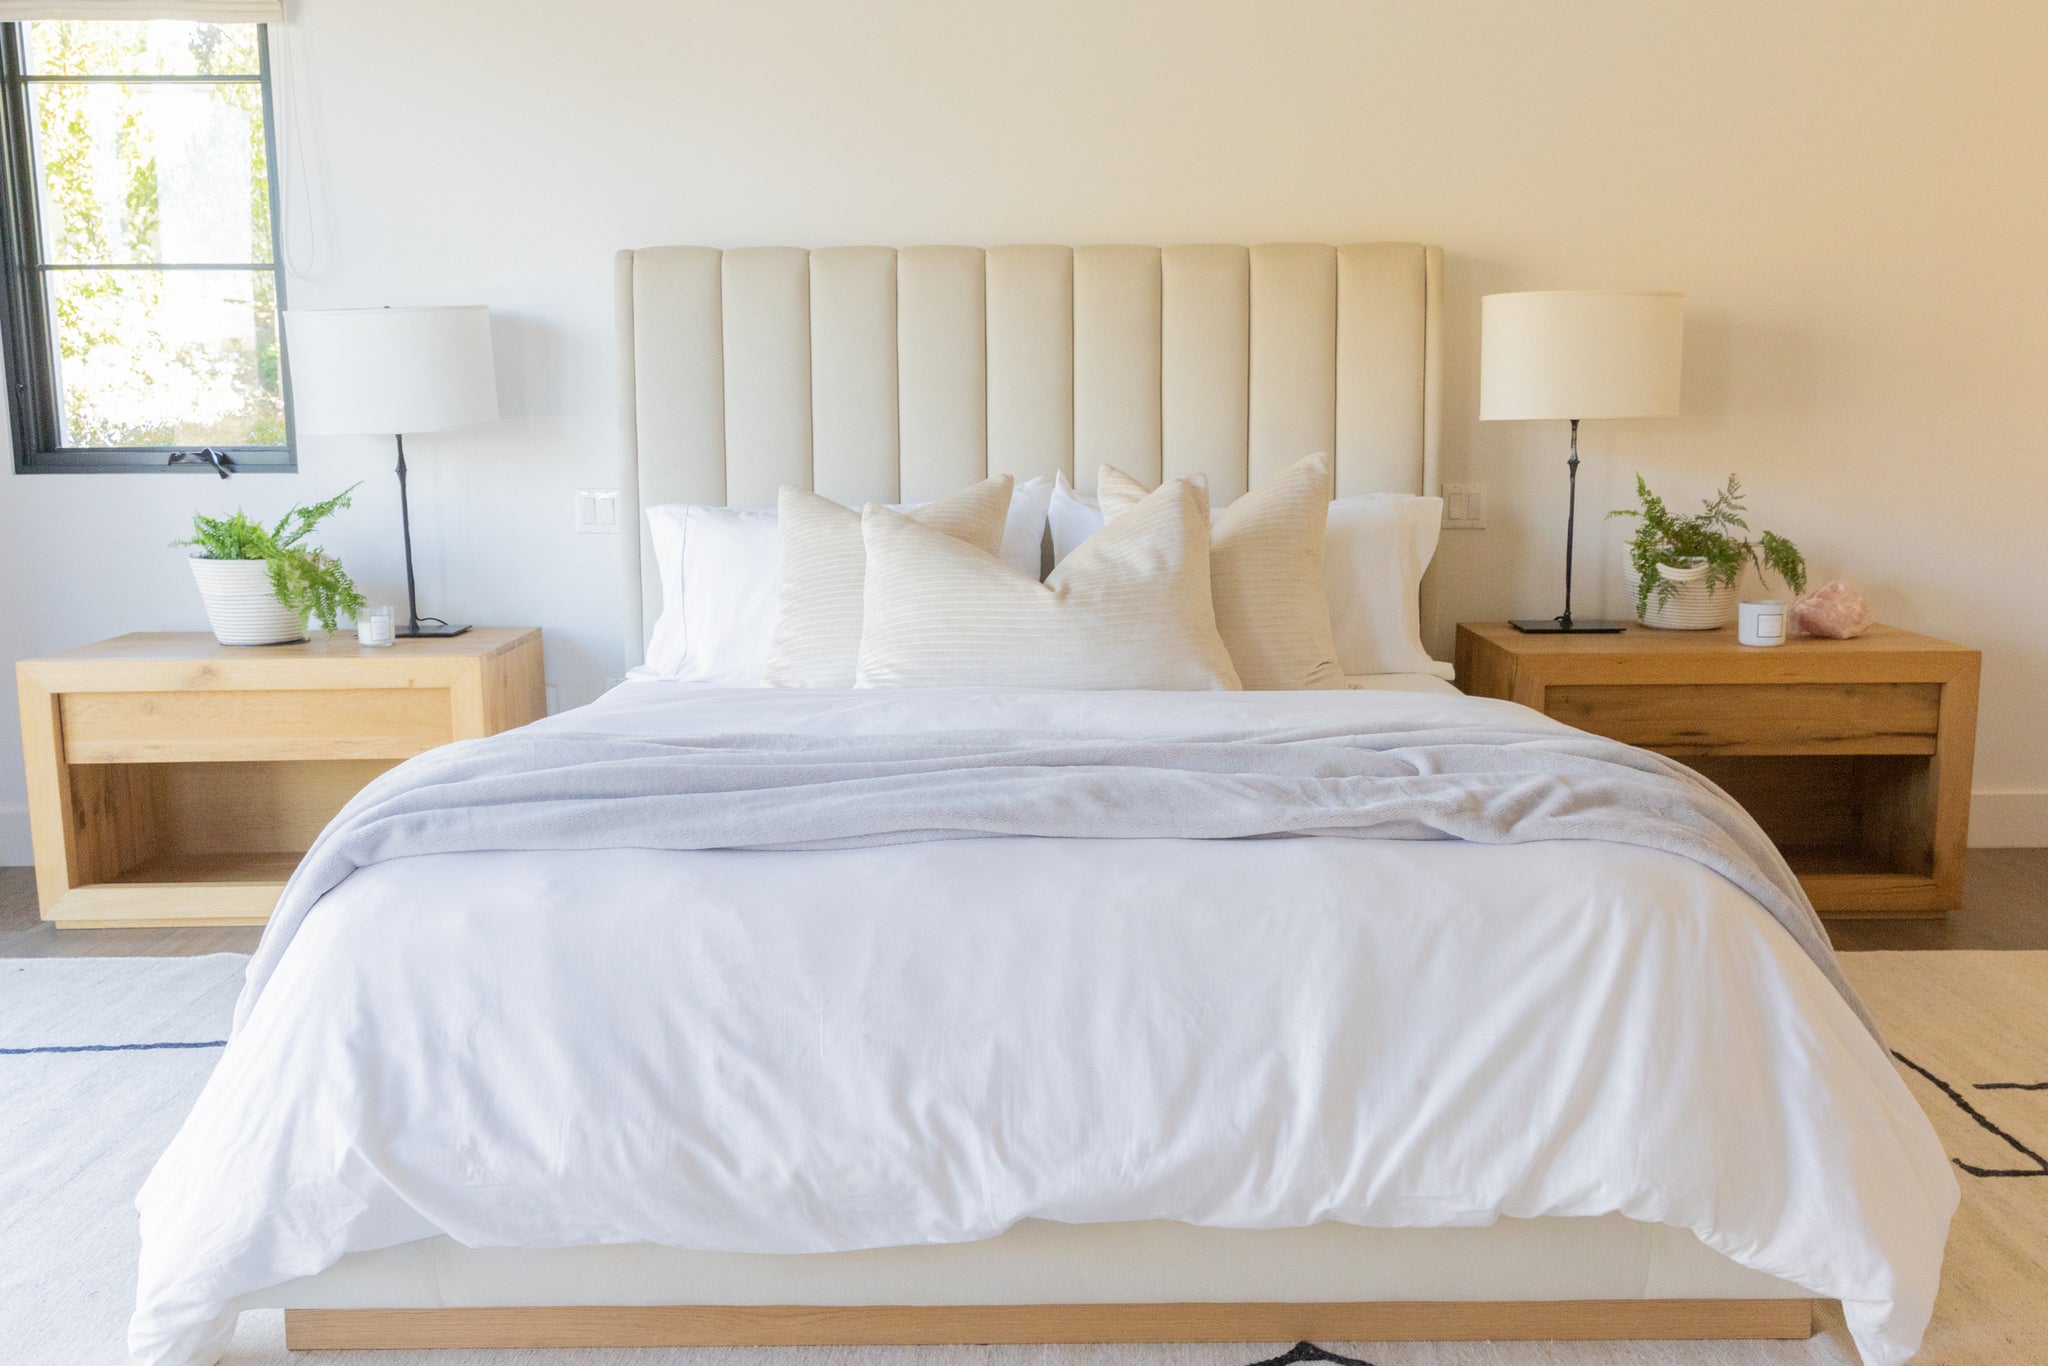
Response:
[1,0,2044,853]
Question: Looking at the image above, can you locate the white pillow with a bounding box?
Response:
[1326,493,1452,679]
[855,481,1240,691]
[996,474,1056,578]
[1049,471,1448,680]
[635,477,1053,681]
[637,503,780,684]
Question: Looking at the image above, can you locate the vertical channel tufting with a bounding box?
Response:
[1161,245,1251,503]
[1336,243,1428,498]
[809,247,901,505]
[630,247,727,510]
[627,247,726,657]
[1073,245,1163,492]
[619,242,1442,660]
[986,245,1074,486]
[897,246,989,502]
[721,248,813,506]
[1248,244,1338,488]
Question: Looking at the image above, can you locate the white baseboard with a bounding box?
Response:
[1969,790,2048,848]
[2,794,2043,868]
[0,806,30,867]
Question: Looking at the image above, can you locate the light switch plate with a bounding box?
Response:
[1441,482,1486,530]
[575,488,620,534]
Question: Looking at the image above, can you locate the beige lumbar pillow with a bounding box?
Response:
[1098,453,1345,690]
[854,480,1241,691]
[764,475,1013,688]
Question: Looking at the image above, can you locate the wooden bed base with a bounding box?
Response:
[284,1298,1815,1349]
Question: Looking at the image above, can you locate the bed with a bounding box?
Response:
[130,245,1957,1366]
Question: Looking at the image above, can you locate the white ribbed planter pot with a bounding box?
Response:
[1624,559,1738,630]
[188,557,306,646]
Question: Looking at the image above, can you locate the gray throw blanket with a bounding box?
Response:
[236,722,1874,1038]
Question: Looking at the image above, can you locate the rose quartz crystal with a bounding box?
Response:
[1790,580,1872,639]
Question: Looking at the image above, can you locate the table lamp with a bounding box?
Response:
[282,305,498,637]
[1479,290,1684,633]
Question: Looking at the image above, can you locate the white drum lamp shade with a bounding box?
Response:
[283,305,498,436]
[1480,291,1683,422]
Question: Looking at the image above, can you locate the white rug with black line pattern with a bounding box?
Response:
[1,952,2040,1366]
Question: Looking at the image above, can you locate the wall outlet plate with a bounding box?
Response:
[575,488,620,534]
[1441,482,1486,529]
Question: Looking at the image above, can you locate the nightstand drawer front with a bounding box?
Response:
[61,688,455,763]
[1545,682,1941,756]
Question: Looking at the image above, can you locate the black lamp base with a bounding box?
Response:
[397,621,471,638]
[1510,617,1629,634]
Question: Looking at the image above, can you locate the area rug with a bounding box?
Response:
[0,951,2039,1366]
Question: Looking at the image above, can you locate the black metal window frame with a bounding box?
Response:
[0,21,292,474]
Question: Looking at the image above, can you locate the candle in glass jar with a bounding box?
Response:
[358,605,397,647]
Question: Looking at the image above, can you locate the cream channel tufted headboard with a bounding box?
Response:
[615,243,1443,667]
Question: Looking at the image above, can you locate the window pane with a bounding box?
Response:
[23,21,259,77]
[29,80,270,265]
[46,268,283,448]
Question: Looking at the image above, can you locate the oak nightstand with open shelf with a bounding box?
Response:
[1455,621,1981,918]
[16,629,544,929]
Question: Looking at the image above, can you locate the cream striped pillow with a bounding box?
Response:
[1098,453,1345,690]
[854,480,1241,691]
[763,475,1012,688]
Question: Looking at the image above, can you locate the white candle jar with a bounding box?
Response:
[1738,599,1789,647]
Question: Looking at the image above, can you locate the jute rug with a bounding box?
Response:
[1,951,2039,1366]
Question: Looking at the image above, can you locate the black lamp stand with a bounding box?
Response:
[1510,418,1628,634]
[392,433,470,638]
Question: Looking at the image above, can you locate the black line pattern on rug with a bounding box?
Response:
[1976,1080,2048,1091]
[1245,1344,1376,1366]
[1893,1050,2048,1178]
[0,1040,226,1056]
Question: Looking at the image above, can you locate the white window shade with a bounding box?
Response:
[0,2,282,19]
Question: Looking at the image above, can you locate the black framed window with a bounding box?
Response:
[0,19,290,473]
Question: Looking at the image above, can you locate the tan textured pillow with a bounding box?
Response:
[1098,453,1345,690]
[763,475,1012,688]
[854,481,1241,691]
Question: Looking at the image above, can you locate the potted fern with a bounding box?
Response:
[176,486,368,646]
[1609,474,1807,629]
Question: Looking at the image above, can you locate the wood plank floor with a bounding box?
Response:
[1,852,2044,958]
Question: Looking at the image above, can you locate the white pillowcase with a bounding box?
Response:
[1325,493,1451,680]
[638,503,780,684]
[1048,471,1449,680]
[636,476,1054,682]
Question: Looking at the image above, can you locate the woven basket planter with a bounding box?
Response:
[188,557,306,646]
[1623,559,1738,631]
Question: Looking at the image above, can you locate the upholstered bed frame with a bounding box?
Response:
[261,243,1813,1351]
[616,242,1444,668]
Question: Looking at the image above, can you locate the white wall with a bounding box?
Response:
[2,0,2045,861]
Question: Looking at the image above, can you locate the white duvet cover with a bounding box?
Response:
[132,684,1956,1366]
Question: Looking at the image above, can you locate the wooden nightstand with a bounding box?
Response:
[16,629,545,929]
[1455,621,1980,918]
